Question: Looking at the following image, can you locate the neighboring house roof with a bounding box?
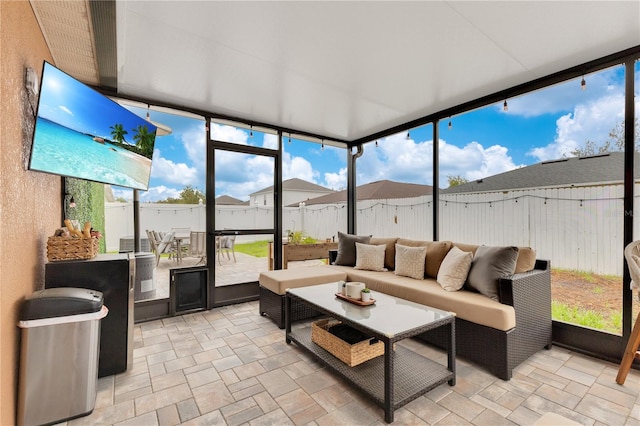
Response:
[215,195,245,205]
[442,152,636,195]
[250,178,335,196]
[299,180,433,206]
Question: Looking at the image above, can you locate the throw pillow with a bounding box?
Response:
[370,237,398,270]
[354,242,387,272]
[394,244,427,280]
[466,245,519,301]
[437,246,473,291]
[334,231,371,266]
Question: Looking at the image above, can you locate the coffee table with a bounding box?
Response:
[285,283,455,423]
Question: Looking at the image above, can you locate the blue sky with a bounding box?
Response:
[113,62,639,203]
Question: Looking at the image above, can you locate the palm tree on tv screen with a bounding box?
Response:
[132,124,154,158]
[109,123,128,144]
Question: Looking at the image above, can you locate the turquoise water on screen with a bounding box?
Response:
[30,118,152,190]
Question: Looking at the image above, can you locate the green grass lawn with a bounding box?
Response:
[552,301,622,333]
[234,240,269,257]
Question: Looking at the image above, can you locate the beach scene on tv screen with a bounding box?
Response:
[29,62,156,190]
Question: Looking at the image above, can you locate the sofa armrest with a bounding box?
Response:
[328,249,338,265]
[498,260,553,349]
[499,259,550,307]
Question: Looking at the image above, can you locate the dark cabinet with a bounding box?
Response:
[45,253,134,377]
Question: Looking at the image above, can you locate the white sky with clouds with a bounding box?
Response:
[117,65,638,202]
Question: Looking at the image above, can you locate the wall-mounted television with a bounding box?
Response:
[28,61,157,191]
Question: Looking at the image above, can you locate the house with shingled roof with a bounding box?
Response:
[249,178,335,207]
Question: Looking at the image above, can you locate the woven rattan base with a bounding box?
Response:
[290,326,452,408]
[259,285,321,328]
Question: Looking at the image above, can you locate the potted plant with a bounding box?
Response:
[361,287,371,302]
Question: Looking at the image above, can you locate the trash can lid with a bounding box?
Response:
[22,287,103,320]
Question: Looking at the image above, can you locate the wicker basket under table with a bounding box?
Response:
[311,319,384,367]
[47,236,99,261]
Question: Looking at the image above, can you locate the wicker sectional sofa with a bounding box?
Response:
[259,236,552,380]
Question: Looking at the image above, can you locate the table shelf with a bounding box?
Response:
[288,324,454,409]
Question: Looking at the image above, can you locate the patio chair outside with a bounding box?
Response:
[150,231,176,266]
[218,235,236,263]
[189,231,206,265]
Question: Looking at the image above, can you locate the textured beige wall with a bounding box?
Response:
[0,1,59,423]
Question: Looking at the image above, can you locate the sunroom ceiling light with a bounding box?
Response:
[448,119,452,129]
[406,131,410,140]
[581,76,587,90]
[503,100,508,112]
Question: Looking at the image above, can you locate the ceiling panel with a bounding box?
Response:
[35,1,640,142]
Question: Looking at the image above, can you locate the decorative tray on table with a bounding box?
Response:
[335,293,376,306]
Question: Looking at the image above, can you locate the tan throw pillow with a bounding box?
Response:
[354,242,387,272]
[515,247,536,273]
[437,246,473,291]
[394,244,427,280]
[370,237,398,270]
[425,241,452,278]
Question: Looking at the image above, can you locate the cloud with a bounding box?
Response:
[528,93,628,162]
[263,134,278,149]
[356,132,519,187]
[58,105,73,116]
[324,168,347,191]
[210,123,249,144]
[181,125,207,172]
[150,148,199,186]
[138,185,181,202]
[283,151,317,182]
[503,68,623,118]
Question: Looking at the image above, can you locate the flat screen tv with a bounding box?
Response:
[28,61,157,191]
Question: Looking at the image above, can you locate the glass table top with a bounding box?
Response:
[288,282,454,338]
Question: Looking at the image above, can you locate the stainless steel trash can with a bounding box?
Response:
[17,287,108,426]
[134,252,156,301]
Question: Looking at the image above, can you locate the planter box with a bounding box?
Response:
[268,242,338,270]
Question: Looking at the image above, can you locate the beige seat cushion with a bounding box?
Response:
[328,266,515,331]
[259,266,347,295]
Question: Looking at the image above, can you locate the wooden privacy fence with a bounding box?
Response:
[104,183,639,276]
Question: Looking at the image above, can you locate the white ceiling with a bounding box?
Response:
[36,1,640,143]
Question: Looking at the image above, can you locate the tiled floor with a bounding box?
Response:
[65,302,640,426]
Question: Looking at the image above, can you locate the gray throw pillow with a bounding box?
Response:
[334,231,371,266]
[466,245,519,301]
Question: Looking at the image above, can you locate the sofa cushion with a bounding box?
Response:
[354,242,387,272]
[394,244,427,279]
[334,231,371,266]
[466,245,519,301]
[396,238,452,278]
[259,265,347,295]
[331,267,516,331]
[437,246,473,291]
[370,237,399,270]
